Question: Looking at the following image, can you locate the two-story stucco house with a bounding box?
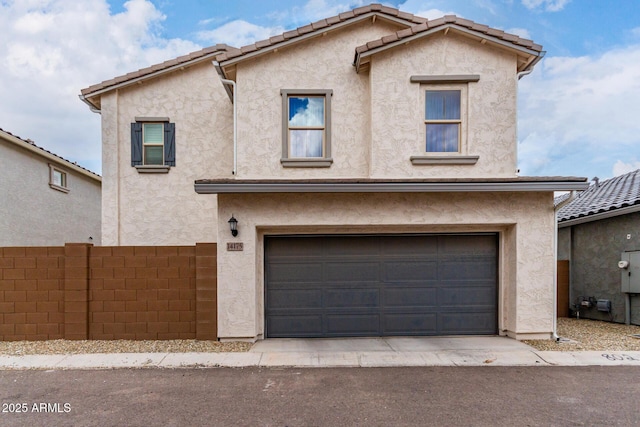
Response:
[0,128,101,246]
[80,4,588,342]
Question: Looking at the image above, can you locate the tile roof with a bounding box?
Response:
[556,170,640,223]
[353,14,542,57]
[80,44,232,97]
[0,127,101,179]
[80,3,542,101]
[214,4,427,63]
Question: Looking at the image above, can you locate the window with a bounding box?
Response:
[49,164,69,193]
[142,123,164,165]
[425,90,461,152]
[281,89,332,167]
[131,118,175,173]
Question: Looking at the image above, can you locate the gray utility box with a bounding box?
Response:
[620,251,640,293]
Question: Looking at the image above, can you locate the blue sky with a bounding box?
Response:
[1,0,639,180]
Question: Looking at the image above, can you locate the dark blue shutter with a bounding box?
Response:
[164,122,176,166]
[131,122,143,166]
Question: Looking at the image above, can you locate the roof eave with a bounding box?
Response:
[558,204,640,228]
[80,50,228,109]
[195,180,589,194]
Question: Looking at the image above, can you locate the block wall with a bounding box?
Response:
[0,243,217,341]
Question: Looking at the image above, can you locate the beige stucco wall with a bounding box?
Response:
[369,32,519,178]
[234,25,519,180]
[216,192,555,341]
[0,139,101,246]
[101,62,233,245]
[234,20,403,179]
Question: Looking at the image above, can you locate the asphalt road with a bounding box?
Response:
[1,366,639,426]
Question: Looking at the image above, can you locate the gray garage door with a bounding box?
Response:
[265,234,498,338]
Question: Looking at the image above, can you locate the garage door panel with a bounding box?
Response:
[325,289,379,308]
[380,236,438,255]
[267,238,325,257]
[327,314,380,335]
[440,235,497,255]
[267,289,323,309]
[384,287,437,307]
[268,263,323,282]
[439,260,497,281]
[325,262,379,281]
[439,286,496,306]
[383,313,438,335]
[267,315,323,337]
[383,261,438,281]
[324,236,380,255]
[439,312,497,334]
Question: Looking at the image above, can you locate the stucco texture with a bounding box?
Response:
[234,26,519,180]
[0,139,101,246]
[369,32,518,178]
[101,63,233,245]
[216,192,555,340]
[233,20,404,179]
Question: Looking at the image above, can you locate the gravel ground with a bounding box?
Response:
[0,339,251,356]
[1,318,639,355]
[524,317,640,351]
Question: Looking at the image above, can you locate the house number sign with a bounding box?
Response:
[227,242,244,251]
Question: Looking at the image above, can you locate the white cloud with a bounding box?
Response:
[398,0,458,19]
[518,44,640,178]
[415,8,457,20]
[197,20,285,47]
[506,27,531,40]
[521,0,571,12]
[613,160,640,177]
[0,0,202,174]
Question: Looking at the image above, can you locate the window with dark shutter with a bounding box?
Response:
[131,118,174,173]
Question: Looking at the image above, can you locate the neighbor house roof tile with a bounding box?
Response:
[0,127,101,179]
[556,170,640,223]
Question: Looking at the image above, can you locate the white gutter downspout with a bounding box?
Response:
[553,190,578,341]
[213,61,237,176]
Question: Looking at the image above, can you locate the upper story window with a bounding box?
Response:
[425,90,461,153]
[131,118,175,173]
[280,89,333,168]
[142,123,164,165]
[49,164,69,193]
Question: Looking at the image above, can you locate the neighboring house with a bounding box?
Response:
[0,128,101,246]
[80,4,587,341]
[557,170,640,326]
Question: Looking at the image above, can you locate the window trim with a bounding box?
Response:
[280,89,333,168]
[49,164,69,193]
[410,78,479,166]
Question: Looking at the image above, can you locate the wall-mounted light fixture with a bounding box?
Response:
[228,215,238,237]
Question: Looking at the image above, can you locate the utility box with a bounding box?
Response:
[620,251,640,293]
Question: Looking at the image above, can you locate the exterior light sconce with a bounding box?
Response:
[228,215,238,237]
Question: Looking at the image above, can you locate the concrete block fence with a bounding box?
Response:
[0,243,217,341]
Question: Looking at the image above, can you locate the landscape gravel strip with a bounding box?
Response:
[1,318,639,355]
[524,318,640,351]
[0,339,251,356]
